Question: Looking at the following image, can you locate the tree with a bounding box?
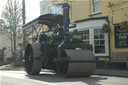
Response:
[1,0,22,61]
[0,19,5,30]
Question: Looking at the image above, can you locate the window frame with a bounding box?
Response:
[79,28,109,56]
[80,29,90,44]
[91,0,101,14]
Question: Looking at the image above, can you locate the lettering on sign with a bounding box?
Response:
[115,25,128,48]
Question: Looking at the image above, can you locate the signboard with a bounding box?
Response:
[115,25,128,48]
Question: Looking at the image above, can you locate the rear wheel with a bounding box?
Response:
[24,43,42,75]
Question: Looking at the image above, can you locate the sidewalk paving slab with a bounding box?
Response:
[95,69,128,77]
[0,65,24,71]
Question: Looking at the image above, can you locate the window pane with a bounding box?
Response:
[85,36,87,39]
[95,40,99,44]
[83,36,86,40]
[84,41,89,44]
[87,30,89,34]
[86,35,89,39]
[94,29,99,35]
[94,29,105,54]
[84,31,86,34]
[92,0,95,12]
[94,35,99,39]
[81,30,90,44]
[100,40,105,44]
[92,0,100,13]
[95,46,105,53]
[100,34,104,39]
[95,1,100,12]
[79,31,82,34]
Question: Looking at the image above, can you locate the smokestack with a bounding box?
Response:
[63,3,70,32]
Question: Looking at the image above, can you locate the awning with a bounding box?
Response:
[38,14,63,26]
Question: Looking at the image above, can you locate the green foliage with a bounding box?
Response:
[120,21,128,30]
[102,24,111,33]
[0,19,5,29]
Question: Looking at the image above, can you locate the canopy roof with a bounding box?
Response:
[23,14,63,30]
[38,14,63,27]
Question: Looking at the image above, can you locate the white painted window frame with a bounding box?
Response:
[91,27,109,56]
[91,0,101,14]
[79,27,109,56]
[80,29,90,44]
[76,19,109,56]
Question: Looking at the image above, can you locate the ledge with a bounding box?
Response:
[88,12,102,17]
[74,16,108,23]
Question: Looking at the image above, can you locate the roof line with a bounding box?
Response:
[22,17,39,28]
[74,16,108,23]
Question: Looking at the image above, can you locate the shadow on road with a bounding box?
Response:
[26,71,108,85]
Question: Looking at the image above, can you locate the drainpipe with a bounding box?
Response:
[22,0,26,50]
[22,0,26,24]
[107,18,112,61]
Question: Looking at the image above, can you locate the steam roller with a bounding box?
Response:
[24,3,96,77]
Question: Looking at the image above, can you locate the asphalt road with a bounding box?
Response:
[0,70,128,85]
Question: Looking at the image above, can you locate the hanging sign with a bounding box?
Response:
[115,26,128,48]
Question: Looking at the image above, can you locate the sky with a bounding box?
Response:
[0,0,6,18]
[0,0,41,23]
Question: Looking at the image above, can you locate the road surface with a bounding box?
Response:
[0,70,128,85]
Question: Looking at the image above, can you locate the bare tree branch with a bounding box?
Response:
[1,0,22,58]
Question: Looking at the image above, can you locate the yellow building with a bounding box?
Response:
[51,0,128,62]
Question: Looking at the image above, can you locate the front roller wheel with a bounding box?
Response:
[24,43,42,75]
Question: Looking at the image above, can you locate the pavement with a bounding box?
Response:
[94,69,128,77]
[1,71,128,85]
[0,64,25,71]
[0,65,128,77]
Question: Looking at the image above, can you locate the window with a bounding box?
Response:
[80,28,108,56]
[50,5,63,15]
[94,29,105,54]
[92,0,100,14]
[80,30,90,44]
[77,19,109,56]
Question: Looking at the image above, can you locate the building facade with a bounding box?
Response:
[40,0,52,15]
[51,0,128,61]
[0,31,12,63]
[0,30,23,63]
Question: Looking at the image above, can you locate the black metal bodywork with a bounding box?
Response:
[38,14,92,74]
